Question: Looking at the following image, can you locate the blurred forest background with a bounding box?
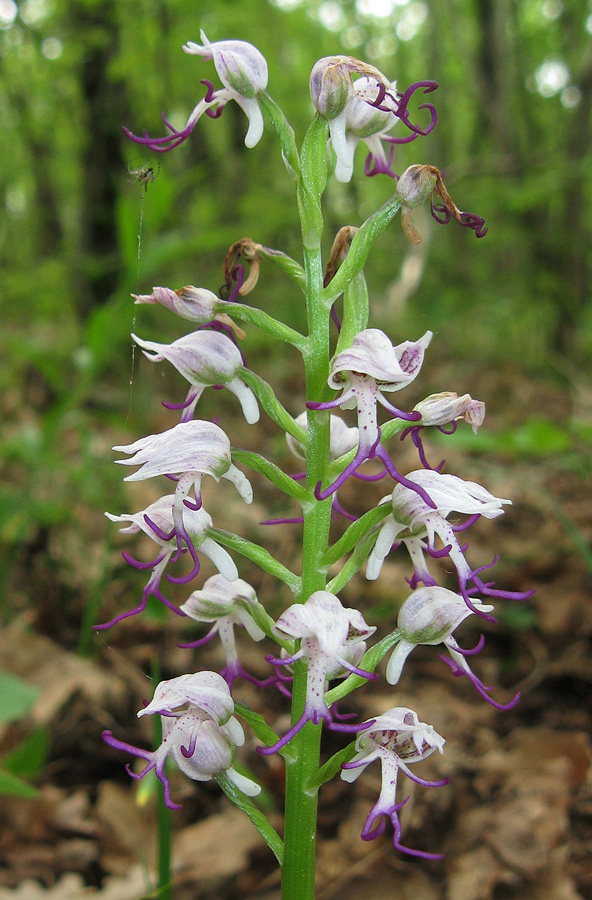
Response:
[1,0,592,898]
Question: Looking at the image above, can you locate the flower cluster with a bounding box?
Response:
[103,32,529,873]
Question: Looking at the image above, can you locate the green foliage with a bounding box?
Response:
[0,670,39,724]
[0,672,48,798]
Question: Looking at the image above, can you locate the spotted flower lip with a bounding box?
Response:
[258,592,377,755]
[99,495,238,629]
[132,330,260,424]
[341,707,446,859]
[386,586,519,710]
[102,671,260,810]
[124,32,268,152]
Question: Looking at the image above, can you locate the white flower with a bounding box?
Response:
[414,391,485,433]
[258,592,376,755]
[341,707,445,858]
[100,495,238,629]
[132,285,244,336]
[310,56,390,172]
[385,587,519,710]
[285,411,359,461]
[184,32,268,147]
[333,75,400,183]
[180,575,269,686]
[308,329,432,499]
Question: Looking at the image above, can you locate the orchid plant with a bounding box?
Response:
[102,34,532,900]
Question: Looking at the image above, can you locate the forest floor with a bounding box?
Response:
[1,357,591,900]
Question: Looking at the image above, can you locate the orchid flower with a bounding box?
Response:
[307,329,433,502]
[387,586,519,710]
[179,574,274,687]
[124,32,268,152]
[102,671,260,810]
[112,421,250,589]
[310,58,438,180]
[366,469,533,615]
[341,707,446,858]
[258,592,377,755]
[132,329,259,424]
[99,495,238,629]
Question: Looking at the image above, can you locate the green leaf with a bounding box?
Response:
[324,631,401,706]
[240,370,308,441]
[320,504,391,567]
[0,671,39,725]
[228,305,307,352]
[217,770,284,864]
[0,768,39,798]
[305,743,357,793]
[2,728,49,778]
[234,701,281,748]
[208,528,301,593]
[232,449,312,505]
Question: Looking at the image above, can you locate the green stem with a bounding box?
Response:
[151,657,172,900]
[281,116,332,900]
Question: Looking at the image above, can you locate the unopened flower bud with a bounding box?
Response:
[414,391,485,434]
[132,285,244,337]
[310,56,355,120]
